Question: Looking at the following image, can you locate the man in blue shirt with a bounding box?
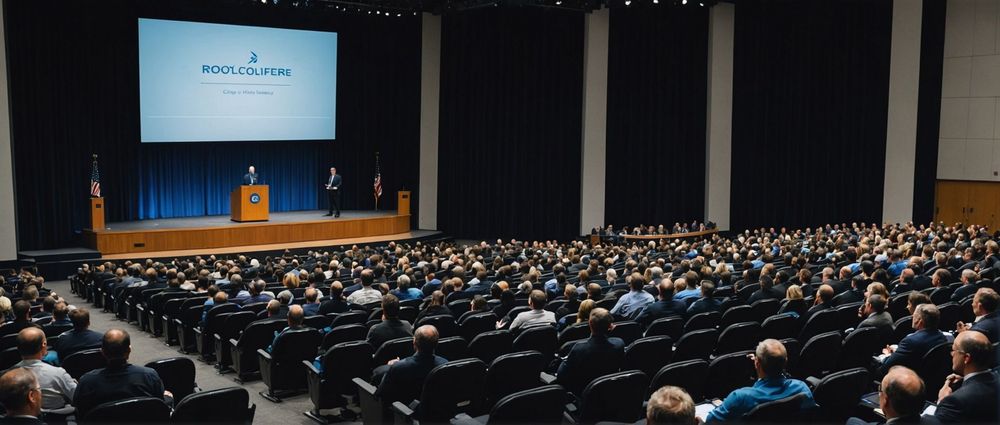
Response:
[390,275,422,301]
[705,339,816,422]
[673,277,700,301]
[610,274,654,320]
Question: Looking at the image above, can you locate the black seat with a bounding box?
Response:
[374,337,416,365]
[391,358,488,423]
[145,357,198,402]
[937,302,960,332]
[460,312,497,342]
[229,319,286,383]
[484,350,547,408]
[469,330,513,364]
[437,336,469,361]
[82,397,171,423]
[673,328,718,362]
[791,331,841,380]
[194,303,240,360]
[416,315,460,338]
[608,321,642,346]
[558,322,590,346]
[644,316,684,340]
[1,347,20,370]
[762,313,799,340]
[511,325,557,359]
[212,311,256,373]
[567,370,648,423]
[320,324,367,351]
[448,299,472,317]
[720,305,754,329]
[811,367,869,422]
[750,299,780,323]
[742,393,807,422]
[684,311,720,334]
[42,323,74,338]
[916,342,952,401]
[63,348,108,380]
[716,322,762,355]
[258,327,322,401]
[706,350,756,400]
[303,315,331,330]
[479,385,564,424]
[890,316,914,345]
[305,340,374,422]
[624,336,673,378]
[838,326,885,370]
[888,292,910,321]
[649,360,709,400]
[328,310,368,328]
[835,302,863,329]
[171,387,256,423]
[798,309,839,343]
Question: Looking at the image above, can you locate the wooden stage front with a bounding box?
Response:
[83,210,411,256]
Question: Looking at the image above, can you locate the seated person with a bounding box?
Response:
[30,297,56,320]
[556,308,625,396]
[415,291,452,324]
[301,287,322,316]
[267,305,305,352]
[9,328,76,414]
[955,288,999,343]
[506,290,555,332]
[686,281,722,317]
[367,294,413,350]
[373,325,448,403]
[232,279,273,306]
[390,275,422,301]
[610,274,655,320]
[746,275,782,305]
[319,281,350,315]
[0,301,41,338]
[73,329,172,418]
[201,291,230,324]
[559,299,593,331]
[879,304,948,376]
[555,284,581,319]
[934,330,999,423]
[0,367,45,425]
[647,385,698,425]
[51,308,103,364]
[847,366,930,425]
[673,278,700,301]
[347,269,383,306]
[635,279,688,328]
[42,301,72,330]
[705,339,816,422]
[802,284,834,323]
[857,293,893,335]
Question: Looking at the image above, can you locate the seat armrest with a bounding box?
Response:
[353,377,378,396]
[540,372,557,385]
[256,348,272,360]
[564,403,577,414]
[303,360,321,375]
[214,333,222,342]
[391,401,415,417]
[229,338,239,348]
[805,376,822,389]
[193,327,204,336]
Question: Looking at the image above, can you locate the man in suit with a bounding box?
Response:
[556,308,625,396]
[803,284,835,324]
[934,330,998,423]
[73,329,172,418]
[374,325,448,403]
[366,294,413,350]
[324,167,342,218]
[635,279,688,328]
[0,367,45,425]
[686,281,722,317]
[319,281,350,315]
[847,366,936,425]
[955,288,1000,343]
[52,308,103,363]
[746,275,782,305]
[879,303,948,376]
[705,339,816,422]
[858,294,893,336]
[242,165,260,185]
[950,270,979,303]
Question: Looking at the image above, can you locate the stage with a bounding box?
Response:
[83,208,413,257]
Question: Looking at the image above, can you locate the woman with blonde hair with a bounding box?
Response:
[282,272,300,290]
[575,299,596,324]
[778,284,807,318]
[865,282,889,300]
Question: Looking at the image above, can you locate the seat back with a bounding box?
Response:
[750,299,780,323]
[762,313,799,340]
[469,330,513,364]
[485,350,547,405]
[558,322,591,346]
[511,325,557,358]
[645,316,684,340]
[742,393,807,422]
[145,357,197,402]
[578,370,649,423]
[328,310,368,328]
[436,336,468,360]
[684,311,720,334]
[716,322,762,355]
[417,359,488,422]
[812,367,869,421]
[83,397,171,423]
[888,292,911,320]
[447,299,472,317]
[936,302,960,332]
[890,316,914,345]
[63,348,108,380]
[650,359,709,400]
[373,337,416,365]
[838,327,885,370]
[460,312,497,341]
[416,315,459,338]
[205,303,240,327]
[218,311,256,341]
[673,328,719,362]
[792,331,842,379]
[320,341,375,392]
[487,385,564,424]
[798,308,839,342]
[706,350,756,399]
[917,342,953,401]
[235,319,286,349]
[624,336,673,378]
[303,315,331,330]
[171,387,253,423]
[609,321,642,346]
[271,327,321,361]
[720,305,754,329]
[835,302,863,329]
[321,324,367,350]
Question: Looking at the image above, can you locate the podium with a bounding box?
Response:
[230,185,269,222]
[89,197,105,230]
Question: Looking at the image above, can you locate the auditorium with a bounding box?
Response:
[1,0,1000,423]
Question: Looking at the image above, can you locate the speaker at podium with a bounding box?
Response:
[231,185,269,222]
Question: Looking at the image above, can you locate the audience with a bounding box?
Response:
[705,339,816,422]
[373,325,447,404]
[635,279,687,328]
[610,273,654,320]
[848,366,928,425]
[955,288,999,343]
[686,281,721,317]
[506,290,555,331]
[0,301,40,338]
[347,270,383,306]
[857,293,893,335]
[319,281,349,315]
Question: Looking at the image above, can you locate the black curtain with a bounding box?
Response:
[605,5,708,228]
[437,8,584,241]
[730,0,893,231]
[913,0,946,223]
[5,1,421,251]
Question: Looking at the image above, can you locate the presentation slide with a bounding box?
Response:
[138,18,337,142]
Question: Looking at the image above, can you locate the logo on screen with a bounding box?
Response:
[250,193,261,204]
[248,51,258,64]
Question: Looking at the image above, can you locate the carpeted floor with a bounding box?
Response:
[49,279,360,425]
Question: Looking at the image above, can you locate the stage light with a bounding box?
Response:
[555,0,562,4]
[396,12,401,16]
[653,0,658,3]
[624,0,630,5]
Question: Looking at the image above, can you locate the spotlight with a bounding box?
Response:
[653,0,657,3]
[698,2,703,5]
[385,11,389,15]
[681,0,686,3]
[555,0,561,4]
[624,0,630,5]
[396,12,401,16]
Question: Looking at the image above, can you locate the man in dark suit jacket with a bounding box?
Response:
[686,282,722,317]
[53,308,103,362]
[0,301,41,338]
[73,329,171,418]
[746,276,782,305]
[847,366,939,425]
[858,294,894,336]
[324,167,342,217]
[0,367,45,425]
[955,288,1000,343]
[934,330,999,423]
[367,294,413,350]
[556,308,625,396]
[803,284,835,324]
[242,165,260,185]
[635,280,688,328]
[832,278,865,307]
[374,325,448,403]
[880,304,948,376]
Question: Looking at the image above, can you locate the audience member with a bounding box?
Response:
[9,328,76,413]
[267,305,305,352]
[73,329,172,418]
[848,366,929,425]
[646,386,698,425]
[373,325,447,403]
[347,270,383,305]
[51,308,103,363]
[857,293,893,335]
[636,279,688,328]
[0,367,44,425]
[610,273,654,320]
[955,288,999,343]
[367,294,413,349]
[556,308,625,396]
[934,330,999,423]
[880,303,948,376]
[705,339,815,422]
[506,290,555,331]
[0,301,40,338]
[319,281,349,315]
[302,287,321,316]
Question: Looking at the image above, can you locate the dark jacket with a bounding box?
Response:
[969,312,1000,343]
[934,370,999,423]
[880,329,948,375]
[74,362,167,418]
[556,334,625,396]
[376,351,448,402]
[319,298,350,316]
[686,297,723,317]
[367,319,413,350]
[52,329,103,361]
[635,299,688,328]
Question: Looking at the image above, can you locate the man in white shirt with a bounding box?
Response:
[10,328,77,414]
[347,269,383,305]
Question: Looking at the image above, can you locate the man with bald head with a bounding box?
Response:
[9,328,76,413]
[934,330,999,423]
[705,339,815,422]
[880,303,948,376]
[266,304,305,353]
[556,308,626,396]
[374,325,447,403]
[848,366,929,424]
[73,329,171,418]
[0,367,44,424]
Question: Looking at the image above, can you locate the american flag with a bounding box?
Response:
[373,152,383,204]
[89,155,101,198]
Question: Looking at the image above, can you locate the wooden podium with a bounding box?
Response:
[397,191,410,215]
[89,197,105,230]
[230,185,269,222]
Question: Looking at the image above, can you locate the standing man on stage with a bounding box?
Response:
[243,166,260,185]
[325,167,342,218]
